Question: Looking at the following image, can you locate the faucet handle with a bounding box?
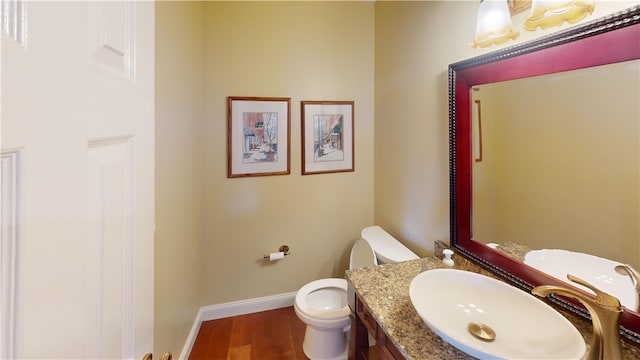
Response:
[566,274,622,310]
[615,264,640,312]
[615,264,640,289]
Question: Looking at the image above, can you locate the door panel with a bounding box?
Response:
[1,1,154,358]
[86,136,135,359]
[0,149,20,360]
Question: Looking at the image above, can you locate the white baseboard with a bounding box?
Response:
[199,291,297,322]
[179,292,297,359]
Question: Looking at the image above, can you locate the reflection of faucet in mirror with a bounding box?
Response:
[615,264,640,312]
[532,274,623,360]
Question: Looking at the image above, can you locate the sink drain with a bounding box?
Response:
[468,322,496,342]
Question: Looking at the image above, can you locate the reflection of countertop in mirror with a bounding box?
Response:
[345,254,640,359]
[495,241,531,261]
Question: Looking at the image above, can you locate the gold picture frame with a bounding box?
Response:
[227,96,291,178]
[301,101,354,175]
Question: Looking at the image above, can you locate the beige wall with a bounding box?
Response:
[373,1,479,256]
[201,1,375,305]
[155,1,204,356]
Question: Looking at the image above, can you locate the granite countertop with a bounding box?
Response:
[494,241,532,261]
[345,253,640,359]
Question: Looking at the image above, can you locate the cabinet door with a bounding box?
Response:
[376,330,404,360]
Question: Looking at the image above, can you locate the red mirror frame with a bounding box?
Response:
[449,6,640,342]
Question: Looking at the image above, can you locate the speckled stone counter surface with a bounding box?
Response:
[495,241,532,261]
[345,253,640,360]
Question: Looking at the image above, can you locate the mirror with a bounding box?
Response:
[472,59,640,311]
[471,60,639,265]
[449,5,640,342]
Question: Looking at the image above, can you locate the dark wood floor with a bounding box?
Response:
[188,306,308,360]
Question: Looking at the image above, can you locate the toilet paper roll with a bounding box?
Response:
[269,251,285,261]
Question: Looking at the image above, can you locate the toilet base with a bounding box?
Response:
[302,325,349,360]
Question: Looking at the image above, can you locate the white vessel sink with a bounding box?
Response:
[524,249,638,311]
[409,269,585,360]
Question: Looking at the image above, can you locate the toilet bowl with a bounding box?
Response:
[294,226,418,360]
[294,279,351,360]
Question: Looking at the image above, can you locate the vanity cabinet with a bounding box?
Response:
[350,295,403,360]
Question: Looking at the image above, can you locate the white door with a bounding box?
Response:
[1,1,154,359]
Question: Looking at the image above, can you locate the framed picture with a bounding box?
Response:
[301,101,354,175]
[227,96,291,178]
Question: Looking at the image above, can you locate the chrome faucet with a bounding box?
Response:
[615,263,640,312]
[532,274,623,360]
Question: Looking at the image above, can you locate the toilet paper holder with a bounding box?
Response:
[263,245,290,259]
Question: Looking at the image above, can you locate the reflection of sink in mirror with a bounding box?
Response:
[409,269,585,359]
[524,249,639,311]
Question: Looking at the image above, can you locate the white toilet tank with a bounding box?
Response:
[360,226,419,264]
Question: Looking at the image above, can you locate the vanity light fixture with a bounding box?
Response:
[471,0,520,48]
[471,0,596,48]
[524,0,595,31]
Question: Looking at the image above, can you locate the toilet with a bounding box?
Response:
[294,226,419,360]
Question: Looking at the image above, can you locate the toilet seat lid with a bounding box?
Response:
[361,226,419,263]
[350,238,376,270]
